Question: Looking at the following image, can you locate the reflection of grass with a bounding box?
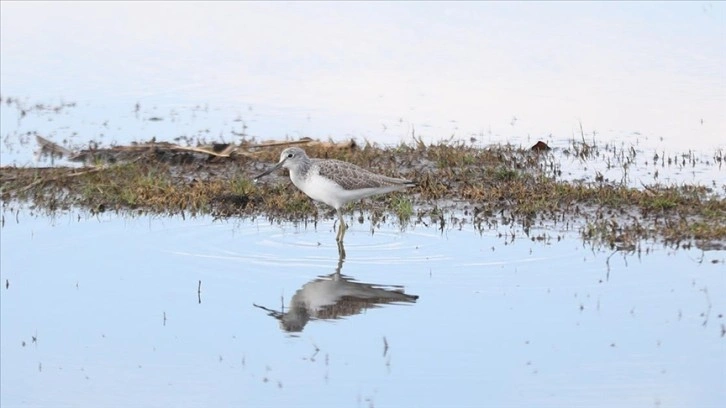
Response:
[1,140,725,249]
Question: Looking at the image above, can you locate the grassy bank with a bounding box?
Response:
[1,139,724,251]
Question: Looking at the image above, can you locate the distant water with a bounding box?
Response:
[1,1,724,167]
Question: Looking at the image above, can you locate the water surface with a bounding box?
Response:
[1,210,723,407]
[2,1,724,168]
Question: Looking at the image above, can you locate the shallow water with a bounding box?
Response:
[1,210,724,407]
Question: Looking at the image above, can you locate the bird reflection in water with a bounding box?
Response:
[254,241,419,332]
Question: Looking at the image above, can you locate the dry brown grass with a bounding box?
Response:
[1,140,724,250]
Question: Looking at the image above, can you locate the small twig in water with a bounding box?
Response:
[700,287,712,327]
[198,280,202,304]
[310,343,320,362]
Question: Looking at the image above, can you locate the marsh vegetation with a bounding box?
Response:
[2,135,724,252]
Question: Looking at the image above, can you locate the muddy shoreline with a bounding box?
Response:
[1,137,724,251]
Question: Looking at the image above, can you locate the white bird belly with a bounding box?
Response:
[293,173,395,210]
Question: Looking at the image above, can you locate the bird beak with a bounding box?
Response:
[253,157,286,181]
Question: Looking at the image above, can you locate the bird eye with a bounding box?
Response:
[287,153,294,158]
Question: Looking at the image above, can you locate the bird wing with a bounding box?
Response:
[314,159,412,190]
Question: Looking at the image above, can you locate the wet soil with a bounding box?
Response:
[1,137,724,251]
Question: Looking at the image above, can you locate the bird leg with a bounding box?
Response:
[335,209,347,242]
[336,239,346,261]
